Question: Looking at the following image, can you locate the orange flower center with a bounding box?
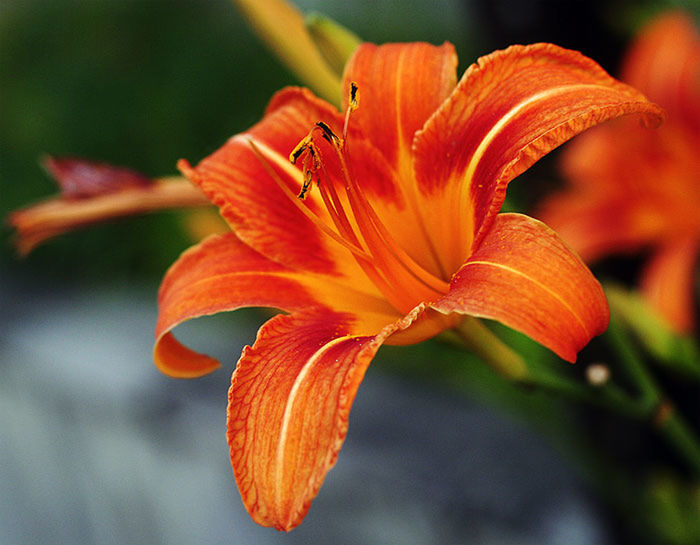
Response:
[251,84,449,315]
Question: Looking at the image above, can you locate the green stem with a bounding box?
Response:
[606,316,659,409]
[450,317,642,417]
[606,315,700,477]
[451,316,700,475]
[451,317,528,380]
[659,407,700,476]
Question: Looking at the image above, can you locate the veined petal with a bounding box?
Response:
[622,11,700,131]
[342,42,457,173]
[154,232,402,378]
[640,236,700,333]
[413,43,664,275]
[432,213,609,362]
[227,306,419,530]
[179,87,370,286]
[341,41,459,277]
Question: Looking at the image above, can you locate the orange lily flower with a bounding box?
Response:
[155,42,662,530]
[538,12,700,333]
[8,156,211,255]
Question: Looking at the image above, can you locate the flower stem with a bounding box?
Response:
[451,317,528,380]
[450,318,642,417]
[606,316,700,476]
[657,408,700,476]
[606,316,659,409]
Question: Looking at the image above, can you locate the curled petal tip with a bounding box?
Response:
[153,332,221,379]
[633,100,667,129]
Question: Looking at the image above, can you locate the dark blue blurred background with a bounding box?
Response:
[2,1,694,543]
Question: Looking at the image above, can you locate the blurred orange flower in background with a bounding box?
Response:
[538,12,700,333]
[155,41,661,530]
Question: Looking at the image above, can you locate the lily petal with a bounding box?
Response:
[341,42,457,173]
[413,43,664,275]
[640,236,700,333]
[227,306,418,531]
[178,87,371,284]
[432,213,609,362]
[154,232,402,378]
[341,41,459,277]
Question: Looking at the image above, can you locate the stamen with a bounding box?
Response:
[289,135,312,164]
[247,138,371,261]
[315,121,341,146]
[314,156,360,247]
[318,121,450,296]
[343,82,359,140]
[276,81,450,313]
[348,82,359,111]
[297,168,314,200]
[287,131,413,309]
[343,160,450,296]
[297,145,319,200]
[350,184,450,294]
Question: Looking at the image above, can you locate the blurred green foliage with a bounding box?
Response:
[0,0,295,282]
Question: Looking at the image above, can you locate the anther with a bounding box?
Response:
[298,169,314,200]
[343,83,359,140]
[297,146,319,200]
[315,121,341,145]
[289,135,312,164]
[349,82,359,110]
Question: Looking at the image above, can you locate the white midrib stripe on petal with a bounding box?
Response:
[462,259,590,336]
[274,334,355,520]
[462,83,606,184]
[233,134,305,185]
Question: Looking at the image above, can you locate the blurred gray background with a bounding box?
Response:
[1,277,608,545]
